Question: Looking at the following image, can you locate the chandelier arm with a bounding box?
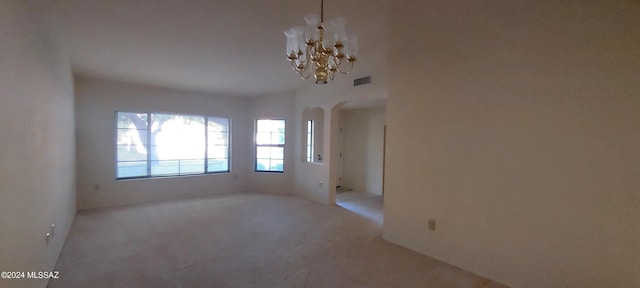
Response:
[291,46,312,71]
[290,53,312,80]
[299,69,312,80]
[304,45,313,65]
[331,55,341,66]
[291,59,313,79]
[335,60,354,74]
[290,60,303,72]
[294,46,313,73]
[295,51,308,67]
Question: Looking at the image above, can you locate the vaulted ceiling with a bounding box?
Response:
[53,0,389,97]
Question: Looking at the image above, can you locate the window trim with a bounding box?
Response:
[255,119,285,173]
[115,111,231,180]
[306,119,314,162]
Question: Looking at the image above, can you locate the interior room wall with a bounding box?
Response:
[247,91,295,194]
[0,1,76,288]
[75,77,251,209]
[341,107,386,195]
[384,1,640,287]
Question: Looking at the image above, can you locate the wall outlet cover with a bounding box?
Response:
[428,219,436,231]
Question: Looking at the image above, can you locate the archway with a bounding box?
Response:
[329,99,387,225]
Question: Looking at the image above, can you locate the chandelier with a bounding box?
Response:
[284,0,358,84]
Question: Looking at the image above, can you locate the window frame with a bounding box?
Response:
[255,119,285,173]
[306,119,314,162]
[115,111,231,180]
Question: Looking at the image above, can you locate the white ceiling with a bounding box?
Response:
[52,0,389,97]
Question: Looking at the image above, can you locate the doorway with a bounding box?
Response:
[331,99,386,225]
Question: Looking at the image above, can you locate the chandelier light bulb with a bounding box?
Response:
[304,14,320,42]
[345,33,358,60]
[330,17,346,45]
[284,28,298,56]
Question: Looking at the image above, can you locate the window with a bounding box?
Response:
[301,107,323,163]
[255,119,285,172]
[116,112,230,179]
[306,120,314,162]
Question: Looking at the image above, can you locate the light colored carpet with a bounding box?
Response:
[49,193,507,288]
[336,191,384,225]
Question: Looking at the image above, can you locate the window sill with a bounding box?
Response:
[116,171,230,181]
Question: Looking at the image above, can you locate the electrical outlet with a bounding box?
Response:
[428,219,436,231]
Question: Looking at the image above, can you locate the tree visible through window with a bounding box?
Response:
[255,119,285,172]
[116,112,230,179]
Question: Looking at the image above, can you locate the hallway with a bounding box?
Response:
[336,191,383,225]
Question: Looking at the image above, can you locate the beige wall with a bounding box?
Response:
[341,107,386,195]
[247,91,295,194]
[384,1,640,287]
[75,77,252,209]
[0,1,76,287]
